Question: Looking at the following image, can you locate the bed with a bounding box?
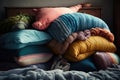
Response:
[0,4,120,80]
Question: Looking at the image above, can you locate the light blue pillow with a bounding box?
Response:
[47,13,110,42]
[0,29,52,49]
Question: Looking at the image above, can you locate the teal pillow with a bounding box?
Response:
[0,14,34,35]
[0,29,52,49]
[47,13,110,42]
[15,45,53,66]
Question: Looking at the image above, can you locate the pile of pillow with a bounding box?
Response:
[0,4,119,71]
[0,4,82,67]
[0,29,53,66]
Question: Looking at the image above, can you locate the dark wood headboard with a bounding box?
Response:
[5,7,101,18]
[5,7,39,17]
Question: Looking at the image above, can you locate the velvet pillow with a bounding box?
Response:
[47,13,110,42]
[15,45,53,66]
[63,36,116,62]
[0,29,52,49]
[32,4,82,30]
[70,57,97,72]
[0,14,34,35]
[93,52,120,69]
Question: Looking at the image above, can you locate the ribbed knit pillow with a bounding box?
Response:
[47,13,110,42]
[63,36,116,62]
[93,52,120,69]
[15,45,53,66]
[0,29,52,49]
[32,4,82,30]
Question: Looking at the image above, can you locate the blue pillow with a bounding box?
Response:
[69,57,97,72]
[47,13,110,42]
[15,45,53,66]
[0,29,52,49]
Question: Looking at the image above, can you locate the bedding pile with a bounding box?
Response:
[0,5,120,79]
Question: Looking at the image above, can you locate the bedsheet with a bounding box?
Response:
[0,64,120,80]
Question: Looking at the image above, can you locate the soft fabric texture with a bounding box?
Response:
[93,52,120,69]
[48,29,91,55]
[63,36,116,62]
[0,29,52,49]
[51,56,70,71]
[32,4,82,30]
[0,14,34,35]
[70,57,97,72]
[0,64,120,80]
[48,39,69,55]
[15,45,53,66]
[47,13,110,42]
[90,27,114,42]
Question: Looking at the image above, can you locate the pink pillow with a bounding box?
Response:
[32,4,82,30]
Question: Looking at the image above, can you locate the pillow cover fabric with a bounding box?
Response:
[32,4,82,30]
[0,14,34,35]
[93,52,120,69]
[15,45,53,66]
[63,36,116,62]
[70,57,97,72]
[0,29,52,49]
[47,13,110,42]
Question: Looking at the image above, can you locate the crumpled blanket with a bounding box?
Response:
[0,64,120,80]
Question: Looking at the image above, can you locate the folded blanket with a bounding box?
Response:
[47,13,110,42]
[64,36,116,62]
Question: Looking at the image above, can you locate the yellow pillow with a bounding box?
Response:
[63,36,116,62]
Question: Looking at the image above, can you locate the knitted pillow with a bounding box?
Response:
[47,13,110,42]
[32,4,82,30]
[0,29,52,49]
[0,14,34,35]
[15,45,53,66]
[70,57,97,72]
[93,52,120,69]
[63,36,116,62]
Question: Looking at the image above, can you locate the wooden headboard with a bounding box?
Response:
[5,7,101,18]
[5,7,39,17]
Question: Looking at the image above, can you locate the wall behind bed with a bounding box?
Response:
[0,0,113,31]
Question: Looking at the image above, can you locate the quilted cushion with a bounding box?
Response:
[15,45,53,66]
[32,4,82,30]
[93,52,120,69]
[0,14,34,35]
[47,13,110,42]
[0,29,52,49]
[63,36,116,62]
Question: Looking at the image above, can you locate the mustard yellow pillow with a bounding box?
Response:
[63,36,116,62]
